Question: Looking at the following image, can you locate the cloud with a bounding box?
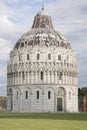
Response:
[0,38,12,95]
[46,0,87,33]
[0,1,33,42]
[8,0,21,3]
[0,38,12,96]
[0,38,12,61]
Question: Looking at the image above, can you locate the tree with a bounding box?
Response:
[78,87,87,96]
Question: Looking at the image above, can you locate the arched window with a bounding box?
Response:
[48,91,51,99]
[48,53,51,60]
[16,91,18,100]
[59,72,62,80]
[9,88,12,95]
[19,54,22,61]
[64,60,66,64]
[37,91,39,99]
[69,91,71,100]
[19,55,21,61]
[22,71,25,80]
[21,42,24,47]
[27,54,29,60]
[41,71,43,80]
[67,55,69,61]
[57,41,59,46]
[37,53,40,60]
[58,55,61,60]
[26,91,28,99]
[25,41,27,44]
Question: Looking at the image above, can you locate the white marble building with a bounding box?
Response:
[7,7,78,112]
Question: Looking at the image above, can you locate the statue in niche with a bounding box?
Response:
[58,88,64,96]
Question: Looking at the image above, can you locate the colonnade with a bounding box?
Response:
[7,70,78,86]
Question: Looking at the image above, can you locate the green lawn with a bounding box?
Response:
[0,113,87,130]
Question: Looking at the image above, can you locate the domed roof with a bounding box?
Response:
[14,7,71,49]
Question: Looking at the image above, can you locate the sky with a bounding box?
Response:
[0,0,87,96]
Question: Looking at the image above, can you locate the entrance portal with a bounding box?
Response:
[57,98,62,111]
[56,87,65,112]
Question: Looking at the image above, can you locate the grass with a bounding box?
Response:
[0,113,87,130]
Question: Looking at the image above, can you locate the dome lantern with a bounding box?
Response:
[32,6,53,29]
[41,5,44,11]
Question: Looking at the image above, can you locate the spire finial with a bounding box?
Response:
[42,5,44,10]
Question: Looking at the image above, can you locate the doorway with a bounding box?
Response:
[57,98,62,111]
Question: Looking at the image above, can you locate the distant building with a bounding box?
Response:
[0,96,6,112]
[7,7,78,112]
[79,96,87,112]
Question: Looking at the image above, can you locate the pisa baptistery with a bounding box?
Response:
[7,7,78,112]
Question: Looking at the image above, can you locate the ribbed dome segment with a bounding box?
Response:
[14,7,71,49]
